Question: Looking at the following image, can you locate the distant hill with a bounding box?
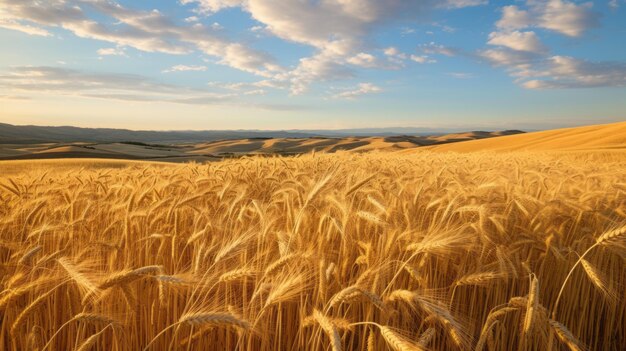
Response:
[0,122,527,144]
[427,121,626,153]
[0,126,525,162]
[0,122,317,144]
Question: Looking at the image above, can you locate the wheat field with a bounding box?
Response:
[1,151,625,350]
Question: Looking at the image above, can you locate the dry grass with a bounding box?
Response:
[0,150,625,350]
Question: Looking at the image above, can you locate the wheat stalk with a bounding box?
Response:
[99,265,162,289]
[307,309,342,351]
[57,257,98,296]
[219,268,256,283]
[328,286,384,310]
[455,272,502,286]
[75,326,110,351]
[522,275,538,339]
[549,320,585,351]
[10,283,65,335]
[180,312,250,330]
[417,327,436,348]
[580,259,617,303]
[380,326,425,351]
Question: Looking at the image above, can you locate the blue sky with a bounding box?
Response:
[0,0,625,130]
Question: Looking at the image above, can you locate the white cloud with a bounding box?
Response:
[522,56,626,89]
[0,66,235,104]
[480,48,626,89]
[0,0,498,96]
[97,46,126,57]
[331,83,381,100]
[480,48,536,67]
[384,47,400,57]
[346,53,379,68]
[496,5,532,30]
[0,18,51,36]
[0,0,283,78]
[163,65,207,73]
[243,89,266,95]
[410,55,436,64]
[495,0,599,37]
[180,0,243,14]
[488,31,547,53]
[442,0,488,9]
[288,50,355,95]
[481,0,620,89]
[215,79,289,91]
[419,42,457,57]
[181,0,484,94]
[536,0,599,37]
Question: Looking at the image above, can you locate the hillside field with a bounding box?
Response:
[427,121,626,153]
[0,144,625,350]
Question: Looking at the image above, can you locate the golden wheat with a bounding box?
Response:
[0,151,624,350]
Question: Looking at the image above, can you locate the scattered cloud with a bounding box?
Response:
[331,83,382,100]
[488,31,547,53]
[418,42,458,57]
[180,0,243,14]
[410,55,436,64]
[522,56,626,89]
[0,0,283,78]
[243,89,266,96]
[347,53,380,68]
[0,18,51,36]
[213,79,289,91]
[384,47,401,57]
[482,0,622,90]
[1,0,621,104]
[182,0,487,94]
[442,0,489,9]
[496,1,600,37]
[481,48,626,89]
[0,66,254,105]
[447,72,475,79]
[163,65,208,73]
[480,48,537,67]
[97,46,126,57]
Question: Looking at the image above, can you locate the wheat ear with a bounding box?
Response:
[549,320,585,351]
[380,326,425,351]
[99,265,162,289]
[75,325,111,351]
[522,275,538,338]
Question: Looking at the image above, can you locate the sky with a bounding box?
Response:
[0,0,625,131]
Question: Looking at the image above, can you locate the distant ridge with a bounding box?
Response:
[0,125,526,162]
[0,122,316,144]
[0,122,524,144]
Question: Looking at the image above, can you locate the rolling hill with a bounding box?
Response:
[0,122,523,144]
[0,129,524,162]
[426,121,626,153]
